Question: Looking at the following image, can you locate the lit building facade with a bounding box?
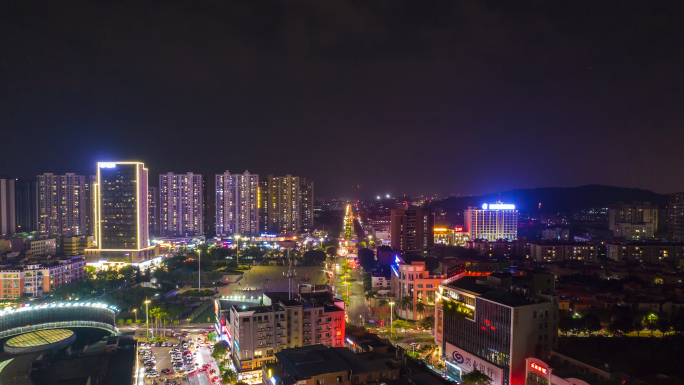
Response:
[390,209,435,255]
[14,179,37,233]
[606,241,684,263]
[0,178,15,236]
[216,292,345,384]
[435,272,558,385]
[529,242,597,263]
[260,175,301,235]
[390,256,445,321]
[86,162,155,262]
[668,193,684,242]
[10,237,57,256]
[148,186,159,237]
[84,175,96,236]
[434,227,469,246]
[299,178,314,234]
[464,204,518,241]
[37,173,87,236]
[216,170,259,236]
[608,202,659,232]
[159,172,203,237]
[613,222,654,240]
[0,256,86,299]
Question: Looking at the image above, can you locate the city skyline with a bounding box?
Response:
[1,2,683,198]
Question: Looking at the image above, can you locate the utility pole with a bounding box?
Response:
[389,301,395,340]
[198,247,201,293]
[285,248,296,300]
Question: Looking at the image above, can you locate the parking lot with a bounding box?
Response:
[134,330,221,385]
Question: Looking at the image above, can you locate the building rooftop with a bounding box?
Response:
[446,275,551,307]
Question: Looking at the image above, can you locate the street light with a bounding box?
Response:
[389,301,395,340]
[145,298,151,341]
[133,309,137,323]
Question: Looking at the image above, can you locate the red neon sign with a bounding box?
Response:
[530,363,547,375]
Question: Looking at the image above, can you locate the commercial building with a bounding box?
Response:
[524,357,590,385]
[159,172,203,237]
[612,222,654,240]
[0,255,87,299]
[668,193,684,242]
[85,162,156,263]
[0,177,16,236]
[215,291,345,384]
[529,242,597,263]
[464,203,518,241]
[263,344,400,385]
[390,209,435,255]
[390,256,445,321]
[435,271,558,385]
[148,186,159,236]
[216,170,259,237]
[608,202,659,232]
[541,228,569,241]
[434,226,469,246]
[37,173,87,236]
[606,241,684,263]
[14,179,37,233]
[371,272,391,292]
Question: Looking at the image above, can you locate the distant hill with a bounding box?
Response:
[430,185,669,214]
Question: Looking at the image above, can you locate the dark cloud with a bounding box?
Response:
[1,0,683,197]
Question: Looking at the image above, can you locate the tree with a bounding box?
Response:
[212,341,229,361]
[657,316,671,335]
[420,315,435,330]
[207,331,218,342]
[415,301,426,320]
[356,241,367,249]
[461,369,492,385]
[401,296,412,318]
[559,315,573,336]
[303,250,327,264]
[325,246,338,256]
[221,368,237,385]
[358,248,376,271]
[582,314,602,333]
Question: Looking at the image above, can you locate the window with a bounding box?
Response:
[367,374,372,380]
[337,376,343,383]
[533,312,537,318]
[317,380,325,385]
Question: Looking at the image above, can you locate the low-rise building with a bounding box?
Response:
[0,255,86,299]
[215,291,346,384]
[63,236,95,256]
[10,237,57,256]
[613,222,654,240]
[541,228,570,241]
[390,256,445,321]
[606,241,684,263]
[529,242,597,263]
[263,344,400,385]
[465,238,531,258]
[371,272,390,292]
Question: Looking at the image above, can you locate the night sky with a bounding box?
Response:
[1,1,683,198]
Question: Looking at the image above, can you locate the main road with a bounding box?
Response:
[331,256,369,326]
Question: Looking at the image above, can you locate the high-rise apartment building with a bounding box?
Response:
[216,170,259,236]
[668,193,684,242]
[37,173,87,236]
[85,162,155,262]
[390,209,434,255]
[159,172,203,237]
[464,203,518,241]
[436,271,558,385]
[0,178,16,236]
[260,175,300,235]
[608,202,659,233]
[148,186,159,237]
[299,178,314,233]
[84,175,97,236]
[14,179,37,233]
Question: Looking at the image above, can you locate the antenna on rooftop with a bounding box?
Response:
[285,247,297,300]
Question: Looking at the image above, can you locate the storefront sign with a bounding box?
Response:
[445,343,504,385]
